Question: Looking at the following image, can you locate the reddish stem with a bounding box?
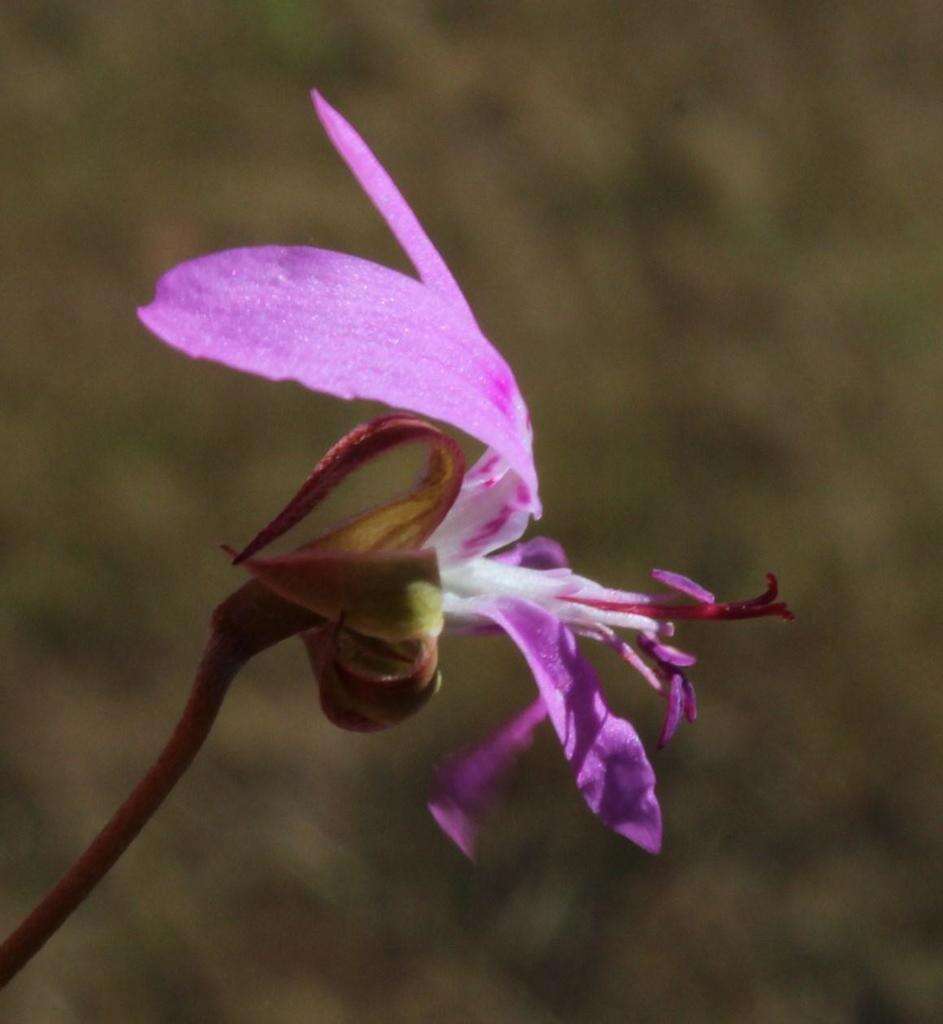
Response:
[0,630,246,990]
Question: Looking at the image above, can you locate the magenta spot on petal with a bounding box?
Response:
[461,506,512,554]
[487,372,515,416]
[467,453,501,482]
[465,454,502,489]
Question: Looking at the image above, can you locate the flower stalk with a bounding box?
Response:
[0,630,246,989]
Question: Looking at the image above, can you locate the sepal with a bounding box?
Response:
[233,414,465,562]
[234,547,444,642]
[304,626,441,732]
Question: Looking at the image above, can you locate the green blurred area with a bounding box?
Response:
[2,1,942,1020]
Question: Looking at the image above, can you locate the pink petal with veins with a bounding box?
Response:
[140,93,540,510]
[430,452,534,562]
[480,598,662,853]
[139,246,538,502]
[311,91,475,322]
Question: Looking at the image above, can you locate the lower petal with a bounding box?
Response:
[480,598,662,853]
[427,699,548,859]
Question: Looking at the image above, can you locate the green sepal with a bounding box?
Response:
[236,547,443,642]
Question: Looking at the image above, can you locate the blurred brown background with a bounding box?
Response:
[1,1,941,1021]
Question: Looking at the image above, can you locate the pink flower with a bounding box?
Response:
[139,92,791,858]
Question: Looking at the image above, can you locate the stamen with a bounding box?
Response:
[562,572,794,623]
[636,633,696,668]
[580,624,665,695]
[680,676,697,723]
[657,674,684,749]
[635,634,699,749]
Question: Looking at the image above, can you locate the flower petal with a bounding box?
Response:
[428,699,547,859]
[429,451,534,563]
[139,245,538,502]
[657,673,684,750]
[491,535,569,570]
[311,91,475,323]
[481,598,662,853]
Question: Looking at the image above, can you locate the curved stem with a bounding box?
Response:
[0,630,247,990]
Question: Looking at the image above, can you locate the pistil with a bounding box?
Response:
[562,572,794,623]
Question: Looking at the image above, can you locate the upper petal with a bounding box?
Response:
[481,598,662,853]
[139,245,538,502]
[311,91,475,324]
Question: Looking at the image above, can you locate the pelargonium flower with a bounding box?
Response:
[138,91,791,858]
